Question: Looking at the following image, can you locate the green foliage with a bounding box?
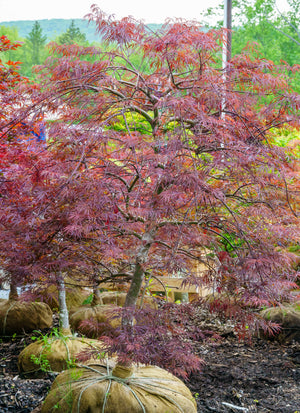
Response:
[288,244,300,254]
[31,327,61,342]
[0,19,97,43]
[30,353,51,373]
[56,20,88,45]
[0,25,21,43]
[82,293,93,305]
[269,128,300,161]
[201,0,300,91]
[108,112,153,135]
[0,22,49,78]
[270,127,300,148]
[220,231,245,253]
[30,330,56,373]
[30,328,78,373]
[26,21,47,65]
[0,25,24,64]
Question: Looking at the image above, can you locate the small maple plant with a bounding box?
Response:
[0,7,299,376]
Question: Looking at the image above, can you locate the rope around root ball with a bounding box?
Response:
[58,362,189,413]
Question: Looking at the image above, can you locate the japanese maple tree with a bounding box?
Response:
[0,35,37,297]
[0,36,102,331]
[1,6,299,375]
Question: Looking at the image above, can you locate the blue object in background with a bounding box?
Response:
[20,121,46,142]
[31,122,46,141]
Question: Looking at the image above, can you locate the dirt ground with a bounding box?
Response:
[0,319,299,412]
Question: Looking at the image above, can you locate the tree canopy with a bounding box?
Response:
[0,7,299,374]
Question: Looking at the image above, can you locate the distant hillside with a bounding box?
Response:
[0,19,162,43]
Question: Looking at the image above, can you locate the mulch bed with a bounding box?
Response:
[189,338,300,412]
[0,320,299,412]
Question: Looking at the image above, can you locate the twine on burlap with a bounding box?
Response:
[19,335,105,374]
[56,362,189,413]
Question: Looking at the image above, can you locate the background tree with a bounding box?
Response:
[0,26,23,62]
[57,20,87,45]
[25,21,47,65]
[266,0,300,47]
[0,27,34,78]
[202,0,300,91]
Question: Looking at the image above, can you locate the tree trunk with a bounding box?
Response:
[9,281,18,301]
[57,272,71,336]
[123,227,156,324]
[91,282,101,306]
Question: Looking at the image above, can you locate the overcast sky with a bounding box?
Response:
[0,0,291,23]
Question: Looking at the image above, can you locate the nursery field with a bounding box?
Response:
[0,309,299,413]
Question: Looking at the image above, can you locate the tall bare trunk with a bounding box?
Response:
[57,272,71,335]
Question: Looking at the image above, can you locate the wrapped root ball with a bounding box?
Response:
[42,362,197,413]
[69,304,121,338]
[261,306,300,343]
[18,336,105,374]
[99,291,157,309]
[0,300,52,335]
[21,283,91,311]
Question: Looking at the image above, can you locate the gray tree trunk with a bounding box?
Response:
[123,227,156,324]
[57,272,71,335]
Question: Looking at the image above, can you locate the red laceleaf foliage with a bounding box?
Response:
[0,8,299,374]
[78,303,210,379]
[0,36,26,168]
[0,37,39,287]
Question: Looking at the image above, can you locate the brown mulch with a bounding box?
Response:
[0,322,299,412]
[189,337,300,412]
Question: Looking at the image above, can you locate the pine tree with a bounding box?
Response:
[26,21,47,65]
[57,20,87,45]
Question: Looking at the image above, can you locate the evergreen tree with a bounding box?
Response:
[26,21,47,65]
[57,20,87,45]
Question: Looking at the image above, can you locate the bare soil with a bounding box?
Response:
[0,321,299,412]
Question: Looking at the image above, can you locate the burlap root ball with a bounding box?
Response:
[18,335,106,375]
[98,291,157,309]
[69,304,121,338]
[261,305,300,343]
[41,362,197,413]
[23,283,91,311]
[291,300,300,311]
[0,299,53,336]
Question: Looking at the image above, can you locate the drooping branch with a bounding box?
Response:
[266,5,300,46]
